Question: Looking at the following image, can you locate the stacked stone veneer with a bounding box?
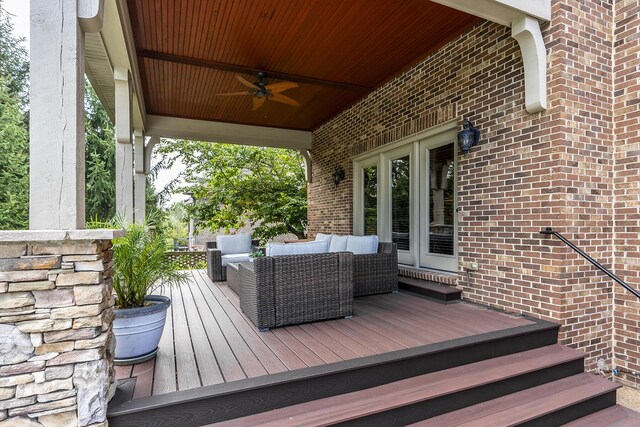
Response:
[0,230,120,426]
[309,0,640,380]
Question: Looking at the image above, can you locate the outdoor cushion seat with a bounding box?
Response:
[238,252,354,330]
[315,234,398,296]
[206,234,259,282]
[265,240,329,256]
[221,253,251,266]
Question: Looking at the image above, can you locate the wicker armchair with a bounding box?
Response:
[238,252,354,330]
[206,238,259,282]
[353,242,398,296]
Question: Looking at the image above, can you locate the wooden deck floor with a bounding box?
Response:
[115,270,533,400]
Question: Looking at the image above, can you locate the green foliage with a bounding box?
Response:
[158,141,308,242]
[0,2,28,103]
[0,82,28,229]
[0,4,29,230]
[110,218,189,309]
[85,83,116,222]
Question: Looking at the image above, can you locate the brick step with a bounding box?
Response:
[398,276,461,302]
[410,373,619,426]
[562,404,640,426]
[217,344,585,426]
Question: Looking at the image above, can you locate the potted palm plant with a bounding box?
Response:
[110,221,188,364]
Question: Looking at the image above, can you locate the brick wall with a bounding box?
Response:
[613,0,640,381]
[310,0,621,371]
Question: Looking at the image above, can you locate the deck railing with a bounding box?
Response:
[165,251,207,270]
[539,227,640,300]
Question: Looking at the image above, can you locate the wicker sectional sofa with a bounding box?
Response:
[238,252,354,330]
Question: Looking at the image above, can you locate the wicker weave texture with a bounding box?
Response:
[353,242,398,296]
[239,252,354,330]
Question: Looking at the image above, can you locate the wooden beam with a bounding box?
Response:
[145,115,312,150]
[137,50,371,93]
[30,0,87,229]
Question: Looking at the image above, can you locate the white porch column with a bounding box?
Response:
[114,67,134,223]
[29,0,103,229]
[134,129,146,224]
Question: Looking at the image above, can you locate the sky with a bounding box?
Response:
[2,0,187,206]
[3,1,29,41]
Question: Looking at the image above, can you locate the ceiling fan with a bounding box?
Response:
[218,71,301,111]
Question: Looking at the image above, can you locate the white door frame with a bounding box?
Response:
[419,131,458,271]
[353,120,458,271]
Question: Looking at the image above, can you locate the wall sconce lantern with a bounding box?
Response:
[332,166,345,187]
[457,119,480,155]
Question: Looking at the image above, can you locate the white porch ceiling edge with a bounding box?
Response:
[145,115,313,151]
[431,0,550,113]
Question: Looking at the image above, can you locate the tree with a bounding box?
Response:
[0,3,29,230]
[0,82,28,229]
[85,83,116,222]
[0,2,28,103]
[158,141,307,242]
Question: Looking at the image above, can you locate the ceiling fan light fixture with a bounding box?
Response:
[216,71,301,110]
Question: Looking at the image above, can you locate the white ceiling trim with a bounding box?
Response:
[431,0,550,113]
[145,115,313,151]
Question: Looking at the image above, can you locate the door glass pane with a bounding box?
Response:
[391,156,410,250]
[363,165,377,235]
[428,144,454,255]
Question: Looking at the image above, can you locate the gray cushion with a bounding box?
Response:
[221,253,251,266]
[266,240,329,256]
[315,233,334,242]
[346,235,379,254]
[329,235,348,252]
[217,234,252,255]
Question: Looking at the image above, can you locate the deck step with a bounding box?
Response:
[562,404,640,426]
[217,344,585,426]
[411,373,619,426]
[398,277,461,302]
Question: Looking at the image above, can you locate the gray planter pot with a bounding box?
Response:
[113,295,170,365]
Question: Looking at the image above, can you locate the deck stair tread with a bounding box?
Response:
[398,277,462,301]
[218,344,584,426]
[410,373,619,426]
[562,404,640,426]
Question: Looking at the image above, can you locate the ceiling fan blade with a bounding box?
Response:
[236,74,260,90]
[216,91,251,96]
[252,97,266,111]
[266,81,298,94]
[270,93,301,108]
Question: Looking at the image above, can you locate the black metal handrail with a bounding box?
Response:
[540,227,640,300]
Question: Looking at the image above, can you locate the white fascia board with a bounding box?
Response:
[430,0,550,26]
[146,115,313,151]
[96,0,145,131]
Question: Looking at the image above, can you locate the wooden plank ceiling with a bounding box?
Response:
[128,0,478,131]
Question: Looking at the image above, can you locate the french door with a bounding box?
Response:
[353,125,457,271]
[419,135,457,271]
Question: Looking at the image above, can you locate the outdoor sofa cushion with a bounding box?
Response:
[329,235,348,252]
[346,235,379,254]
[217,234,252,255]
[221,253,252,266]
[314,234,379,254]
[266,240,329,256]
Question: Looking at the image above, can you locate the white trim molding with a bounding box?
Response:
[430,0,550,27]
[299,150,313,183]
[511,15,547,113]
[431,0,549,114]
[145,115,313,150]
[78,0,104,33]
